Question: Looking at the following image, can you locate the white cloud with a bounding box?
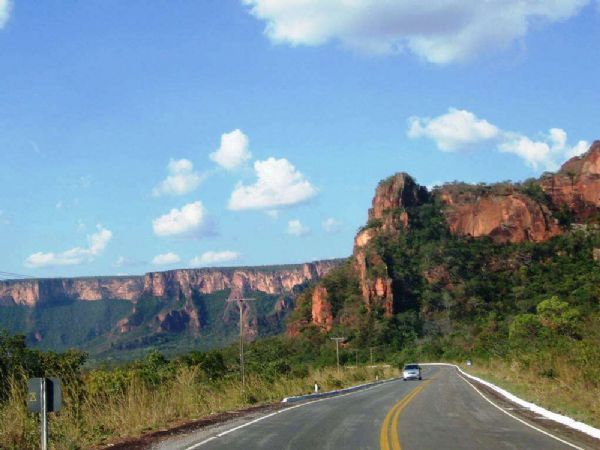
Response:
[153,158,204,196]
[0,0,11,29]
[24,225,112,268]
[242,0,589,64]
[408,108,589,171]
[286,219,310,237]
[229,157,317,210]
[322,217,341,233]
[190,250,240,266]
[499,129,590,171]
[408,109,500,151]
[152,201,211,237]
[151,252,181,265]
[209,129,251,171]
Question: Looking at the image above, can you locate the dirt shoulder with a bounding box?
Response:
[97,402,288,450]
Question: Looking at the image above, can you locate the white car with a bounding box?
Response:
[402,363,422,381]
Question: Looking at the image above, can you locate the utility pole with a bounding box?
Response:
[226,297,255,392]
[330,337,345,375]
[370,347,374,366]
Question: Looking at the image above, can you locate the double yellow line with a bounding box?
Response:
[379,380,432,450]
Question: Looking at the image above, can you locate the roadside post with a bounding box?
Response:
[27,377,61,450]
[330,337,345,375]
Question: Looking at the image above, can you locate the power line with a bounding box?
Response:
[0,270,33,280]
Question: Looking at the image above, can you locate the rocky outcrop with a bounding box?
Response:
[367,172,427,232]
[311,286,333,331]
[0,260,339,307]
[351,173,426,316]
[540,141,600,219]
[438,187,561,244]
[0,277,144,307]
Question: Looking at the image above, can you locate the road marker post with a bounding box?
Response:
[27,377,61,450]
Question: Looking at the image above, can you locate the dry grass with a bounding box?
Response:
[0,365,397,450]
[461,358,600,428]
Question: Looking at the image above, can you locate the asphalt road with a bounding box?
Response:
[157,366,592,450]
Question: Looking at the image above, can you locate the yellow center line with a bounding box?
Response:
[380,374,438,450]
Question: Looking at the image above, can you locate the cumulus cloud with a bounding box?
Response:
[25,225,112,268]
[229,158,317,210]
[0,0,11,29]
[209,129,251,171]
[151,252,181,265]
[152,201,211,237]
[242,0,589,64]
[408,109,500,151]
[153,159,204,196]
[190,250,240,266]
[322,217,341,233]
[286,219,310,237]
[408,108,589,171]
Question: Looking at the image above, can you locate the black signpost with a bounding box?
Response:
[27,378,61,450]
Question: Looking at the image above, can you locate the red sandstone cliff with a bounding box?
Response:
[540,141,600,219]
[438,187,561,244]
[0,261,338,307]
[300,147,600,331]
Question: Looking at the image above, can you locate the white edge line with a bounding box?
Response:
[457,372,584,450]
[183,377,401,449]
[421,363,600,443]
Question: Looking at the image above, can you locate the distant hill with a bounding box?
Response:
[0,260,341,361]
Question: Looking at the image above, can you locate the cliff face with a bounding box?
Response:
[540,141,600,219]
[0,261,340,346]
[0,261,338,307]
[296,143,600,333]
[311,286,333,331]
[0,277,144,307]
[353,173,425,316]
[438,187,561,243]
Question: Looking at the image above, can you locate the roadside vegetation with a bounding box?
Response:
[290,197,600,429]
[0,333,396,449]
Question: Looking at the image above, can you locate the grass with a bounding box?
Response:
[0,365,397,450]
[460,358,600,429]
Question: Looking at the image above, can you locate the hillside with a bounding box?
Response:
[0,260,340,360]
[287,142,600,388]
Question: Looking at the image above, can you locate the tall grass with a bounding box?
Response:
[0,365,396,450]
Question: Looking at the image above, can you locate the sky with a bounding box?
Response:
[1,0,599,278]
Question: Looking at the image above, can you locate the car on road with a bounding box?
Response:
[402,363,422,381]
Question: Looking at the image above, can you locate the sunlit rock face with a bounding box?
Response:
[540,141,600,219]
[438,188,561,244]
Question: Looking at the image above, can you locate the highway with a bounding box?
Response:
[157,366,592,450]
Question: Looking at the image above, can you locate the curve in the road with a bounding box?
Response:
[157,366,592,450]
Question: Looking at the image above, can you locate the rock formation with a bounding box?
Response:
[0,261,338,307]
[540,141,600,219]
[438,186,561,243]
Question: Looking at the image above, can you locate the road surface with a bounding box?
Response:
[157,366,593,450]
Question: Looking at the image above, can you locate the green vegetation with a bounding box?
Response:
[291,197,600,425]
[0,333,395,449]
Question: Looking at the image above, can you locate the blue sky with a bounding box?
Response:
[1,0,599,278]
